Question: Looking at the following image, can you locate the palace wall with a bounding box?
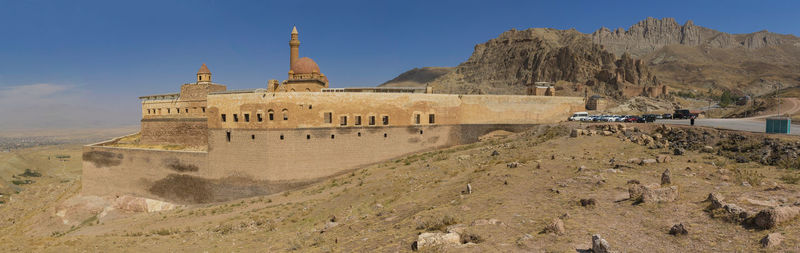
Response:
[140,118,208,146]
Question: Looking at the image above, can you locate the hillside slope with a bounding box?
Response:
[3,124,800,251]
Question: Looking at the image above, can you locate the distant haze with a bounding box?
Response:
[0,84,138,131]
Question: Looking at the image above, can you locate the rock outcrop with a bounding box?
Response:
[424,28,664,99]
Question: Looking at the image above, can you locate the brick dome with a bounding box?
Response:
[291,57,320,74]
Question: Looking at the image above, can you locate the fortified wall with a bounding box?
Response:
[82,26,587,204]
[83,92,584,204]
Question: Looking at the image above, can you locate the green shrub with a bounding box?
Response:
[416,215,458,232]
[733,169,764,186]
[780,173,800,184]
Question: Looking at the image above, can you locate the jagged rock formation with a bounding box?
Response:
[384,17,800,98]
[420,28,664,98]
[592,17,797,57]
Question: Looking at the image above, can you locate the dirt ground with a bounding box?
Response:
[1,123,799,252]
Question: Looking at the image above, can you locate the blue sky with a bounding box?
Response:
[1,0,798,129]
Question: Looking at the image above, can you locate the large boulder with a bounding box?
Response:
[754,206,800,229]
[760,233,784,248]
[591,234,615,253]
[414,232,461,250]
[629,184,678,203]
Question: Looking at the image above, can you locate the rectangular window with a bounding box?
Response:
[257,113,263,122]
[226,131,231,142]
[147,109,150,114]
[429,114,435,124]
[382,116,389,125]
[324,112,332,123]
[340,116,348,126]
[233,114,239,122]
[244,113,250,122]
[167,108,171,114]
[414,114,420,124]
[369,116,376,126]
[221,114,227,122]
[355,116,362,125]
[176,108,180,114]
[269,112,274,121]
[185,108,189,113]
[202,107,206,113]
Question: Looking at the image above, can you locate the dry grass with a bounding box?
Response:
[2,124,800,251]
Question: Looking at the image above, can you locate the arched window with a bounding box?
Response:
[268,109,274,121]
[282,109,288,120]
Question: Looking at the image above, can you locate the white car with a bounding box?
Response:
[569,112,589,121]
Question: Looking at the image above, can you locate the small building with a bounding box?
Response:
[526,82,555,96]
[586,95,607,111]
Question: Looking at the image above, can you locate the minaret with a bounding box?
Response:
[289,26,300,70]
[197,63,211,84]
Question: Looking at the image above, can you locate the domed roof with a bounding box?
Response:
[291,57,320,74]
[197,63,211,74]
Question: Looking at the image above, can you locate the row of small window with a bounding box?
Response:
[224,130,424,142]
[324,113,389,126]
[219,110,435,126]
[221,109,286,123]
[323,113,435,126]
[146,107,206,115]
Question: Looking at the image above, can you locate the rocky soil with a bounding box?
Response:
[2,123,800,251]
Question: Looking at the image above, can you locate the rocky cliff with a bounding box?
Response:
[592,17,799,57]
[413,28,664,98]
[383,17,800,98]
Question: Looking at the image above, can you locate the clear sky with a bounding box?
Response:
[1,0,798,130]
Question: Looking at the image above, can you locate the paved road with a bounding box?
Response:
[656,118,798,135]
[656,98,800,135]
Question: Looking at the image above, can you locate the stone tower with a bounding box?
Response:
[289,26,300,71]
[197,63,211,84]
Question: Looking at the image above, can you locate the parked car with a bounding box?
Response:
[624,116,641,123]
[662,113,673,119]
[569,112,589,121]
[673,109,699,119]
[641,114,658,122]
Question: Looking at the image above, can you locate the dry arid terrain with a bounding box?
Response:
[2,123,799,252]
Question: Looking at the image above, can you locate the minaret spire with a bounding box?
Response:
[289,26,300,70]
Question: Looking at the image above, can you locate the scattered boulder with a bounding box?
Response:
[490,150,500,156]
[706,193,725,210]
[580,198,597,207]
[542,218,565,235]
[463,184,472,194]
[656,155,671,163]
[753,206,800,229]
[506,162,519,168]
[668,223,688,235]
[629,184,678,203]
[414,232,461,250]
[578,165,587,172]
[627,158,642,164]
[760,233,784,248]
[702,145,714,153]
[601,130,614,136]
[640,159,657,165]
[591,234,614,253]
[673,148,685,156]
[661,169,671,186]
